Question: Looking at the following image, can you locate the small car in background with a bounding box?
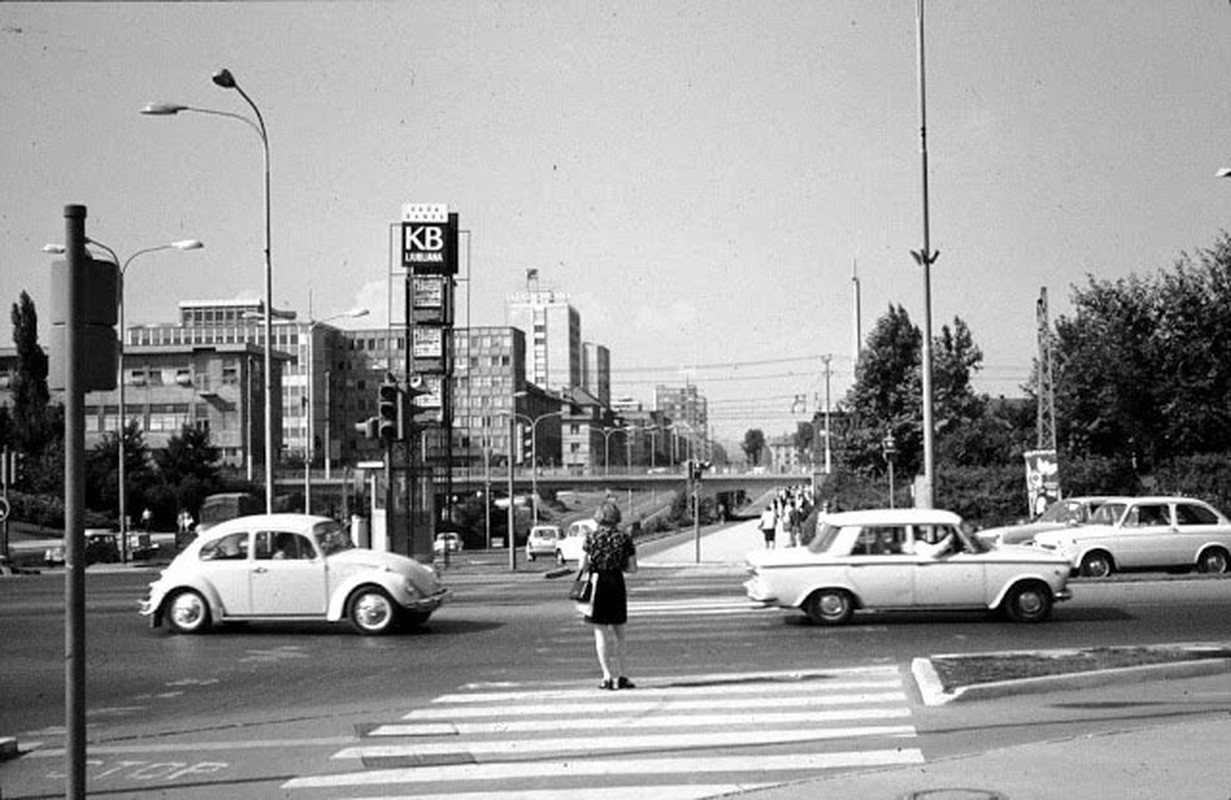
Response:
[745,508,1073,625]
[433,532,463,556]
[976,496,1129,547]
[1032,496,1231,578]
[140,513,450,635]
[554,519,596,565]
[45,529,122,567]
[525,524,562,561]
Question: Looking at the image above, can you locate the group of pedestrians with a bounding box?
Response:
[757,485,816,548]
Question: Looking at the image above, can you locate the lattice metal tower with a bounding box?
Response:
[1036,287,1058,451]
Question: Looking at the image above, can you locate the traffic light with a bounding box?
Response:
[378,376,403,441]
[354,417,378,440]
[691,459,712,481]
[1,450,25,486]
[405,374,431,430]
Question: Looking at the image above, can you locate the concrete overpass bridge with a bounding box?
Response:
[276,468,819,511]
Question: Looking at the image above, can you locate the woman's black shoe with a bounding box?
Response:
[599,679,616,690]
[617,677,636,689]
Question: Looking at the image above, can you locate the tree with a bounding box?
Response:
[9,291,51,454]
[741,429,766,466]
[842,305,989,474]
[85,421,153,521]
[152,426,221,524]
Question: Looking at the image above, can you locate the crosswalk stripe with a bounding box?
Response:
[331,724,917,760]
[404,691,907,719]
[303,783,777,800]
[375,706,911,736]
[285,750,925,790]
[427,678,903,705]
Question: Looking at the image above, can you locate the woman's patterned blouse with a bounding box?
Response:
[583,525,636,572]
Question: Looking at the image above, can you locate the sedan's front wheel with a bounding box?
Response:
[803,588,854,625]
[1002,581,1053,623]
[347,587,399,635]
[165,590,212,634]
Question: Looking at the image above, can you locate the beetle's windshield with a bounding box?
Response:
[315,521,354,556]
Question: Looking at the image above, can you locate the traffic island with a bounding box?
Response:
[914,642,1231,705]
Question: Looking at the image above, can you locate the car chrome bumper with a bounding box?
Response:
[405,587,451,613]
[1054,587,1073,603]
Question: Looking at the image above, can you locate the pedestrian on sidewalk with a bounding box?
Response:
[580,498,638,691]
[758,504,777,549]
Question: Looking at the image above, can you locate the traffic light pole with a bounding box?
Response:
[64,204,88,800]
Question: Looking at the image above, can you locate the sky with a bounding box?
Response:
[4,1,1231,444]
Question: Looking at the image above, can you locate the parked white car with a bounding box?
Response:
[554,519,596,565]
[976,496,1130,547]
[140,514,450,635]
[745,508,1073,625]
[525,525,563,561]
[1032,496,1231,578]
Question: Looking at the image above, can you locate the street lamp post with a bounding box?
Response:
[142,67,274,514]
[303,309,368,513]
[912,0,939,508]
[882,431,898,509]
[504,409,562,524]
[43,239,203,563]
[598,425,624,476]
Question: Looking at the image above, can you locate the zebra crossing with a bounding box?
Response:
[281,664,923,799]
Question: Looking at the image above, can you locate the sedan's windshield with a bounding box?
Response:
[809,522,844,553]
[315,521,354,557]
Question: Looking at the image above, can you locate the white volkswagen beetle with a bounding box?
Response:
[140,514,450,635]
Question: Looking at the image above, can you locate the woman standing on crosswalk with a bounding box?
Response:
[580,498,638,690]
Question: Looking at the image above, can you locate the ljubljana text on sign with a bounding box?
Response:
[400,204,458,275]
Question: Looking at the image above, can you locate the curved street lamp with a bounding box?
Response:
[43,238,203,561]
[142,67,275,514]
[596,424,625,476]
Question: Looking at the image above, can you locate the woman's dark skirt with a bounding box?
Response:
[587,569,627,625]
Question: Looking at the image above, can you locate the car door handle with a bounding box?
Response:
[253,566,268,574]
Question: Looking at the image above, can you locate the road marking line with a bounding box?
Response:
[374,707,910,736]
[26,736,361,759]
[428,679,903,704]
[286,749,925,790]
[320,784,775,800]
[332,724,917,760]
[405,691,907,719]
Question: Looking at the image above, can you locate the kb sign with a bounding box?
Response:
[400,203,458,275]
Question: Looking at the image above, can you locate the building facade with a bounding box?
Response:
[506,289,582,394]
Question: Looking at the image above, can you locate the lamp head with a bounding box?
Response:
[140,102,188,116]
[1218,167,1231,179]
[212,68,237,89]
[42,244,66,254]
[172,239,204,251]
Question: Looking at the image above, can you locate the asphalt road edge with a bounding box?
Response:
[913,655,1231,706]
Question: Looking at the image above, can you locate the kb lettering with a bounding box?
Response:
[405,224,444,252]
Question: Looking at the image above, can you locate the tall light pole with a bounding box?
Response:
[142,67,274,514]
[303,308,368,513]
[43,239,203,562]
[504,409,562,524]
[597,425,624,476]
[912,0,939,509]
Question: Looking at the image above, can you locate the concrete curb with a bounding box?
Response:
[914,650,1231,706]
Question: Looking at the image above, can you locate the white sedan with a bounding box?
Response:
[140,514,450,635]
[1032,496,1231,578]
[745,508,1073,625]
